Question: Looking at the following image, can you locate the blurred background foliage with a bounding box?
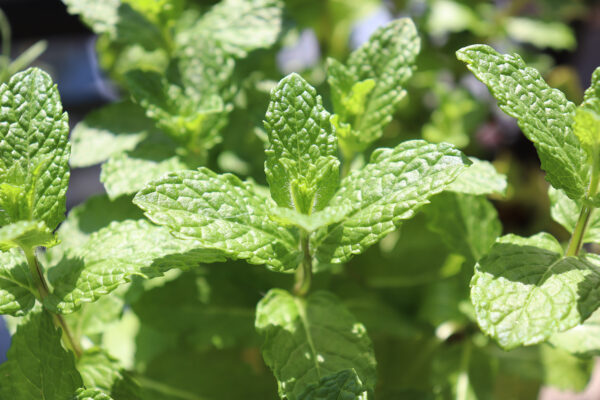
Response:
[1,0,600,399]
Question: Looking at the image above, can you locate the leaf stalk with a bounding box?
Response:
[294,233,312,296]
[566,165,600,257]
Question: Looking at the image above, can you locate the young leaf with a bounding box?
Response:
[192,0,283,58]
[456,45,588,200]
[0,248,36,316]
[0,309,83,399]
[70,101,152,168]
[312,140,469,264]
[0,67,70,230]
[447,158,507,196]
[264,73,339,214]
[297,369,367,400]
[75,388,114,400]
[0,220,57,252]
[45,219,226,314]
[134,168,302,271]
[471,233,600,350]
[255,289,376,400]
[330,18,420,151]
[425,192,501,261]
[62,0,119,35]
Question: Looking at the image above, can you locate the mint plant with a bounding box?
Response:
[457,45,600,350]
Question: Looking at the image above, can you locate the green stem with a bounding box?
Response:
[566,167,600,257]
[455,341,472,400]
[23,247,83,358]
[294,233,312,296]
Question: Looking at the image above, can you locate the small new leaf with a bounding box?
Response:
[264,73,339,214]
[312,140,469,264]
[134,168,301,271]
[471,233,600,349]
[0,68,70,230]
[255,289,376,400]
[456,45,587,200]
[0,220,57,252]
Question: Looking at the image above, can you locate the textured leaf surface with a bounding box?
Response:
[425,192,501,261]
[471,233,600,349]
[298,369,367,400]
[134,168,301,271]
[334,18,420,149]
[78,349,141,399]
[456,45,587,200]
[0,310,83,398]
[193,0,283,57]
[0,68,70,230]
[0,220,57,252]
[269,205,351,233]
[447,158,507,195]
[312,140,468,264]
[45,219,225,313]
[75,388,114,400]
[264,73,339,213]
[0,248,35,316]
[549,187,600,244]
[62,0,119,35]
[256,289,376,400]
[70,101,152,167]
[101,141,189,199]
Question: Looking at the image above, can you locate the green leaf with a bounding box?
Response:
[504,17,576,50]
[456,45,587,200]
[573,108,600,157]
[582,67,600,113]
[471,233,600,350]
[78,349,141,399]
[134,167,302,271]
[0,68,70,230]
[124,69,227,152]
[269,205,351,233]
[425,192,501,261]
[0,220,57,252]
[45,219,225,313]
[539,344,593,392]
[0,309,83,398]
[74,388,114,400]
[255,289,376,400]
[70,101,152,168]
[331,18,420,151]
[192,0,283,58]
[264,73,339,214]
[312,140,468,264]
[298,369,367,400]
[0,248,35,316]
[549,187,600,244]
[549,309,600,357]
[447,158,507,196]
[62,0,119,35]
[100,139,190,200]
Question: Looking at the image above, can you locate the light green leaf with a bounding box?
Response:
[312,140,468,264]
[62,0,119,35]
[582,67,600,113]
[505,17,576,51]
[0,309,83,398]
[192,0,283,58]
[549,187,600,244]
[447,157,507,196]
[456,45,587,200]
[134,168,301,272]
[45,219,225,314]
[255,289,377,400]
[74,388,114,400]
[425,192,501,261]
[65,294,125,342]
[125,69,226,152]
[573,108,600,156]
[471,233,600,350]
[0,248,35,316]
[539,344,593,392]
[100,140,190,199]
[269,205,351,233]
[0,220,57,252]
[70,101,152,167]
[549,308,600,357]
[78,349,141,399]
[0,68,70,230]
[298,369,367,400]
[264,73,339,214]
[333,18,420,151]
